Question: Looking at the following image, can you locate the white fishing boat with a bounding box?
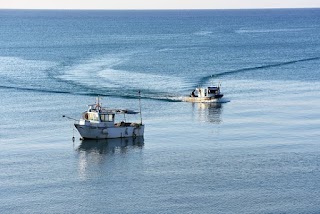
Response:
[183,85,224,103]
[73,97,144,139]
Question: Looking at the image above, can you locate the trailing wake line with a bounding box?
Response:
[0,85,179,102]
[4,56,318,103]
[198,56,320,85]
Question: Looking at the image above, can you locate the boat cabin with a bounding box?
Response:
[208,86,221,95]
[79,103,141,128]
[82,111,115,123]
[191,86,221,98]
[81,104,114,122]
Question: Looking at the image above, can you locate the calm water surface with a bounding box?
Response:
[0,9,320,213]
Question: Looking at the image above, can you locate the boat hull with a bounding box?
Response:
[183,96,222,103]
[74,124,145,139]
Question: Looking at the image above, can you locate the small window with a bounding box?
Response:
[88,113,99,121]
[108,114,114,122]
[99,114,114,122]
[100,114,106,122]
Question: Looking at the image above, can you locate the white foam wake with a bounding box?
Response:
[58,54,189,95]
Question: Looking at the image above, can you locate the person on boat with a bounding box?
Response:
[191,90,197,97]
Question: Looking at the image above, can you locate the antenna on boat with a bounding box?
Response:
[96,95,102,111]
[138,90,143,125]
[96,96,100,106]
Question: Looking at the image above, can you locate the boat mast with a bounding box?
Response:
[138,90,142,125]
[96,96,101,112]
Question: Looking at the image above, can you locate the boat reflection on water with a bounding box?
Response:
[77,136,144,154]
[192,102,223,124]
[76,136,144,180]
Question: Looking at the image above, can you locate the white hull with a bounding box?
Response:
[75,124,145,139]
[186,86,224,103]
[183,97,222,103]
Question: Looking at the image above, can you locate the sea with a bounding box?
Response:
[0,9,320,213]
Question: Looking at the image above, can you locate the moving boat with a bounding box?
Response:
[183,85,223,103]
[74,97,144,139]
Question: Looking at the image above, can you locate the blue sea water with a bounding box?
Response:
[0,9,320,213]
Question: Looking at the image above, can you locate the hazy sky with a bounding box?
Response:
[1,0,320,9]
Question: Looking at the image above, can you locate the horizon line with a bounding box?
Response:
[0,7,319,10]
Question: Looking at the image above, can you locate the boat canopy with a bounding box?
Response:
[87,104,139,115]
[108,109,139,114]
[208,86,219,90]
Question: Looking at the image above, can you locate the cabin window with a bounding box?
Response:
[99,114,114,122]
[88,113,99,121]
[108,114,114,122]
[100,114,106,122]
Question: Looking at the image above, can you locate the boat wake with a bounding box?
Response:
[235,28,309,34]
[1,55,318,103]
[198,57,320,86]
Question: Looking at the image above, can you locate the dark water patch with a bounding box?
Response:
[0,85,180,102]
[0,85,71,94]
